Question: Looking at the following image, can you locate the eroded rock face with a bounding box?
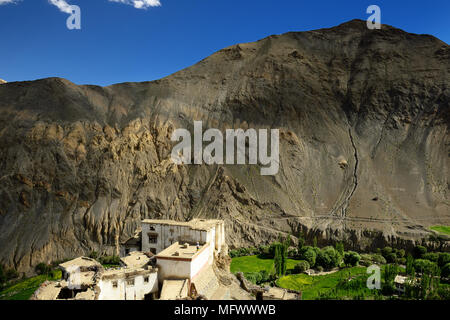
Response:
[0,20,449,273]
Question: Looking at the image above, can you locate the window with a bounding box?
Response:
[148,234,157,244]
[149,225,155,231]
[127,279,134,286]
[112,281,118,288]
[144,276,149,283]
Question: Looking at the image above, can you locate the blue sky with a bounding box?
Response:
[0,0,449,86]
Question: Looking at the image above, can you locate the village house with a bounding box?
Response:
[140,219,225,256]
[97,266,158,300]
[33,218,231,300]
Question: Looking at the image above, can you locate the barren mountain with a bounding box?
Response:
[0,20,449,273]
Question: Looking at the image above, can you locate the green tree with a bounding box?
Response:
[413,259,438,275]
[274,245,282,277]
[335,242,344,256]
[381,246,392,258]
[316,246,342,270]
[273,234,290,278]
[35,263,51,275]
[413,245,427,259]
[371,254,387,265]
[419,263,440,300]
[269,241,281,258]
[382,264,398,295]
[297,231,305,252]
[396,249,405,259]
[422,252,439,263]
[441,263,450,279]
[343,251,361,266]
[438,252,450,268]
[385,252,397,264]
[406,254,415,276]
[293,260,310,273]
[299,246,317,267]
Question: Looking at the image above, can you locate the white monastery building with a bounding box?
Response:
[141,219,225,255]
[33,218,228,300]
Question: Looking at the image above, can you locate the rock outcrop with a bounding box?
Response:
[0,20,448,273]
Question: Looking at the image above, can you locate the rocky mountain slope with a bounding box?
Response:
[0,20,449,273]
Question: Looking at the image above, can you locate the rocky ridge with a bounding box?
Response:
[0,20,448,273]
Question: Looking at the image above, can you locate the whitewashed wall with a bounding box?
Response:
[142,223,210,253]
[98,272,158,300]
[156,244,212,284]
[190,244,212,279]
[156,258,191,283]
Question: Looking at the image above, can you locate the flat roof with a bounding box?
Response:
[394,275,408,284]
[142,219,223,231]
[120,251,151,268]
[156,242,207,260]
[34,281,62,300]
[101,266,157,281]
[59,257,101,270]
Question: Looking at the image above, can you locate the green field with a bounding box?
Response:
[0,270,61,300]
[230,255,390,300]
[430,225,450,236]
[276,267,371,300]
[230,255,299,274]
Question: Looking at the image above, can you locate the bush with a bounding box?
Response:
[5,268,19,280]
[359,258,372,267]
[441,263,450,279]
[288,248,298,258]
[359,253,372,265]
[385,252,397,264]
[316,246,342,270]
[298,246,316,267]
[35,263,52,275]
[229,247,259,258]
[344,251,361,266]
[244,272,260,284]
[88,251,99,259]
[244,270,272,285]
[413,259,438,275]
[99,255,120,265]
[0,265,19,286]
[396,249,406,259]
[381,247,398,263]
[257,245,272,258]
[293,260,310,273]
[370,254,387,265]
[381,247,392,258]
[438,253,450,268]
[413,245,427,259]
[422,252,439,263]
